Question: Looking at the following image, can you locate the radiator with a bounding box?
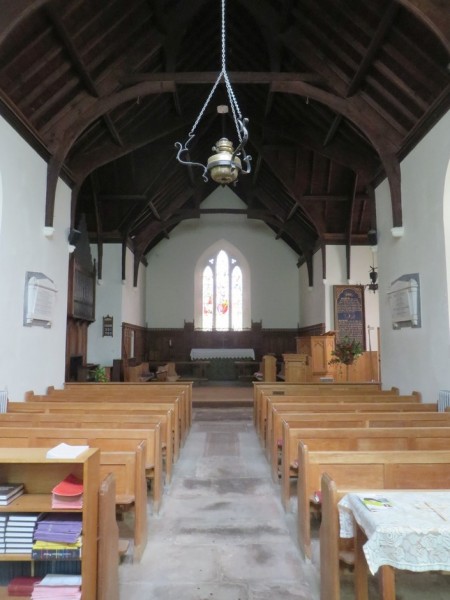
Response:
[0,389,7,413]
[438,390,450,412]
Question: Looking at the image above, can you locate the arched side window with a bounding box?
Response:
[195,240,250,331]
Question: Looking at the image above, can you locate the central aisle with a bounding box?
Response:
[119,405,320,599]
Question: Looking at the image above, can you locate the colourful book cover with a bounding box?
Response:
[359,496,394,511]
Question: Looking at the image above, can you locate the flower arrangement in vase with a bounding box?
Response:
[328,336,363,367]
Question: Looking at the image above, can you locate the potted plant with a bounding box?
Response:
[90,366,108,382]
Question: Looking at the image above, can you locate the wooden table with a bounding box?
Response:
[338,490,450,600]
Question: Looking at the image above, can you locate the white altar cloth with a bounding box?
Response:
[190,348,255,360]
[338,490,450,575]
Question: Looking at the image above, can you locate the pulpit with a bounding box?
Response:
[296,335,335,381]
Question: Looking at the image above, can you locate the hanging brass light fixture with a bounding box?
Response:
[174,0,251,185]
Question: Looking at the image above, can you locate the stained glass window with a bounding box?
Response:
[201,249,243,330]
[202,265,213,331]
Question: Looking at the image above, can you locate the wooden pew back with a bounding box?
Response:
[281,424,449,510]
[98,472,119,600]
[61,381,193,429]
[0,409,175,484]
[99,444,148,561]
[268,407,449,478]
[28,389,188,447]
[9,400,179,463]
[253,381,389,425]
[258,391,421,441]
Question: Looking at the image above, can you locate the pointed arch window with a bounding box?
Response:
[202,249,243,330]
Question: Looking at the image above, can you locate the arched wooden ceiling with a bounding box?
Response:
[0,0,449,283]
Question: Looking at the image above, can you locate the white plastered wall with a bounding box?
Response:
[376,110,450,402]
[88,244,146,367]
[145,186,300,328]
[0,116,71,400]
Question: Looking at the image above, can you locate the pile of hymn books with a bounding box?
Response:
[32,514,82,560]
[0,482,24,506]
[31,574,82,599]
[3,513,40,554]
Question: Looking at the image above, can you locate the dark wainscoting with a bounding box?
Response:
[122,321,300,364]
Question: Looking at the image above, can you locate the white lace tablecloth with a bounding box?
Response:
[190,348,255,360]
[338,491,450,575]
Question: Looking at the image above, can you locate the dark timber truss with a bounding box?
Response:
[0,0,449,285]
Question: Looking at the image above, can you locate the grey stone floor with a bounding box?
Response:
[118,403,450,600]
[119,407,319,599]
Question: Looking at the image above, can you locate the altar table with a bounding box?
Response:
[339,490,450,600]
[190,348,255,360]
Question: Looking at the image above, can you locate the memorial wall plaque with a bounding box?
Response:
[333,285,365,346]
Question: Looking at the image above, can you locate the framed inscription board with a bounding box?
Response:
[333,285,365,346]
[102,315,113,337]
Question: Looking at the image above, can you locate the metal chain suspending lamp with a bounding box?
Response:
[174,0,252,185]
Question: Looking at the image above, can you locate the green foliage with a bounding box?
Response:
[329,336,363,366]
[91,366,108,382]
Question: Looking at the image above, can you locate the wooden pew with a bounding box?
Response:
[269,408,450,480]
[99,446,147,562]
[30,388,188,452]
[98,472,119,600]
[0,425,158,558]
[298,444,450,561]
[253,381,389,426]
[7,402,165,496]
[18,398,180,464]
[258,391,421,443]
[0,408,176,484]
[261,391,422,447]
[319,462,450,600]
[61,381,193,433]
[265,400,434,472]
[280,423,447,510]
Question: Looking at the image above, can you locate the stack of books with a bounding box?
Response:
[32,514,83,560]
[31,574,82,599]
[0,483,24,506]
[51,475,83,509]
[5,513,41,554]
[0,514,6,553]
[7,576,43,597]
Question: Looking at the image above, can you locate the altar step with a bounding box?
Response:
[192,382,253,408]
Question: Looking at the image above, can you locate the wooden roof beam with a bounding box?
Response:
[347,2,400,96]
[397,0,450,54]
[46,7,125,148]
[121,71,324,85]
[346,174,358,280]
[45,6,98,97]
[271,80,403,227]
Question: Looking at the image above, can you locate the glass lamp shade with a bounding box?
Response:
[207,137,242,184]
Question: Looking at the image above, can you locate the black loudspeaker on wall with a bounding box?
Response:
[367,229,378,246]
[68,228,81,246]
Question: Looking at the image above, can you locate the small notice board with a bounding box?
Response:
[333,285,365,346]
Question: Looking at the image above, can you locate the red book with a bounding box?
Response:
[7,576,42,596]
[52,474,83,496]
